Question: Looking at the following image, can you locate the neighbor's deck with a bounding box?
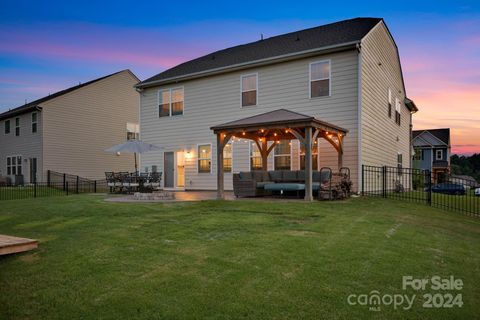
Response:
[0,235,38,255]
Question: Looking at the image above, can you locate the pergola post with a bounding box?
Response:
[216,133,225,199]
[261,139,268,171]
[304,126,313,201]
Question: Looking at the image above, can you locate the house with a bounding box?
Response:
[412,129,451,175]
[0,70,139,183]
[135,18,418,193]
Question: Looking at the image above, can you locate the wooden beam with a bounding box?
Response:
[304,127,313,201]
[216,133,225,199]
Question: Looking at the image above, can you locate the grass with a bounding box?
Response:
[0,195,479,319]
[0,186,66,200]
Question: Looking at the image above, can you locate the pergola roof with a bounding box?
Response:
[210,109,348,134]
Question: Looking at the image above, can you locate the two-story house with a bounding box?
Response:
[136,18,418,193]
[0,70,139,183]
[412,128,451,175]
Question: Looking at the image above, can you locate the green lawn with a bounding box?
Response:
[1,195,479,319]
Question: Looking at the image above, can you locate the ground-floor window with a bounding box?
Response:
[198,144,211,173]
[300,140,318,170]
[223,142,232,172]
[249,141,262,171]
[6,155,22,175]
[274,140,291,170]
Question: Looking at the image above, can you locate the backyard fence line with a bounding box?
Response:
[0,177,109,201]
[362,165,479,217]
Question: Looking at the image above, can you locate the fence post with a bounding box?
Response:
[66,182,69,196]
[361,165,364,196]
[63,173,66,191]
[426,170,432,206]
[47,170,51,187]
[382,166,387,198]
[76,176,79,194]
[94,180,97,193]
[34,181,37,198]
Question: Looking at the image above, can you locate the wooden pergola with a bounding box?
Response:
[211,109,348,201]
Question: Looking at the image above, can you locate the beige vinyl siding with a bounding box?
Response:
[361,21,412,190]
[42,70,139,180]
[140,51,359,191]
[0,111,43,183]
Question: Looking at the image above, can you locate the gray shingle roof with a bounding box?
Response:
[138,17,382,87]
[0,70,135,121]
[413,129,450,145]
[210,109,348,133]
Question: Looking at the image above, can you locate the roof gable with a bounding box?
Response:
[138,18,382,87]
[0,70,138,121]
[413,129,450,146]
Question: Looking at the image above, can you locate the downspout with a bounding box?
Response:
[356,42,363,194]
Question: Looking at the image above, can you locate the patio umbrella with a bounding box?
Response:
[105,140,162,173]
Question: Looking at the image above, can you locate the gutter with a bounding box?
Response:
[136,41,360,88]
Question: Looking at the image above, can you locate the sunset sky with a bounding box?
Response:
[1,1,479,155]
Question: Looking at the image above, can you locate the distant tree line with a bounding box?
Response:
[451,153,480,182]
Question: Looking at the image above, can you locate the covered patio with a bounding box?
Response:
[211,109,348,201]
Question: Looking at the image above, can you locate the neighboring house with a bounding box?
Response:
[136,18,418,192]
[0,70,139,183]
[451,175,480,189]
[412,129,451,175]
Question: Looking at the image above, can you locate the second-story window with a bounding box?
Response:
[15,117,20,136]
[31,112,38,133]
[395,98,401,125]
[126,123,139,140]
[310,60,330,98]
[436,149,443,160]
[241,74,257,107]
[158,87,184,117]
[4,120,10,134]
[388,88,392,118]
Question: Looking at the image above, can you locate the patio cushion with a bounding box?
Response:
[261,170,270,181]
[239,171,253,180]
[257,181,273,189]
[312,182,320,190]
[264,183,305,191]
[313,171,321,182]
[268,170,283,182]
[252,171,264,181]
[283,170,298,182]
[297,170,305,181]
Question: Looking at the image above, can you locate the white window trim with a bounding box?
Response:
[436,149,443,160]
[223,141,233,173]
[4,119,10,135]
[248,140,262,171]
[309,60,331,99]
[157,86,184,118]
[31,112,38,133]
[388,88,392,104]
[6,155,22,176]
[15,117,20,136]
[395,97,401,113]
[273,140,292,170]
[197,143,212,174]
[240,73,258,108]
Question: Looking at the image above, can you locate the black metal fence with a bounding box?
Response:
[0,171,108,201]
[362,165,479,216]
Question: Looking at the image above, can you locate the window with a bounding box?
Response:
[300,140,318,170]
[223,143,232,172]
[274,140,291,170]
[4,120,10,134]
[310,61,330,98]
[397,153,403,172]
[395,97,401,125]
[436,149,443,160]
[158,87,184,117]
[126,123,139,140]
[241,74,257,107]
[413,149,424,161]
[388,88,392,118]
[198,144,211,173]
[249,141,262,171]
[31,112,37,133]
[15,117,20,136]
[6,156,22,176]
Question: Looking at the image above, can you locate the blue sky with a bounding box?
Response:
[1,0,479,153]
